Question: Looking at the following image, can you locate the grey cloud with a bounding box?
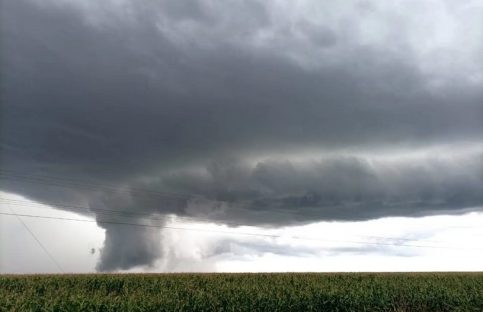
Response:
[157,154,483,223]
[1,0,482,270]
[208,239,321,258]
[96,220,162,271]
[296,20,338,48]
[164,233,418,268]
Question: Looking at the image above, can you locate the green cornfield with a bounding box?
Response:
[1,273,482,311]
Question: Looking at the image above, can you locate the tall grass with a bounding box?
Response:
[1,273,482,311]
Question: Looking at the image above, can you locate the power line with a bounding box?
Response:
[1,197,282,230]
[0,170,195,200]
[0,170,260,218]
[0,198,450,245]
[0,170,344,218]
[1,197,481,245]
[1,211,482,252]
[1,198,169,223]
[3,170,482,229]
[6,207,64,273]
[2,170,482,251]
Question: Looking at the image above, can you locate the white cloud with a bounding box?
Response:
[153,209,483,272]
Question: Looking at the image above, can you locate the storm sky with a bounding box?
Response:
[1,0,482,272]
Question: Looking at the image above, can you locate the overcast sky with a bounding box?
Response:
[1,0,482,272]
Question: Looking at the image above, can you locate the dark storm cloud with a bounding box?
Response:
[157,154,483,223]
[1,0,482,270]
[96,221,161,271]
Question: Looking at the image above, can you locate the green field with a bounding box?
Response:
[1,273,482,311]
